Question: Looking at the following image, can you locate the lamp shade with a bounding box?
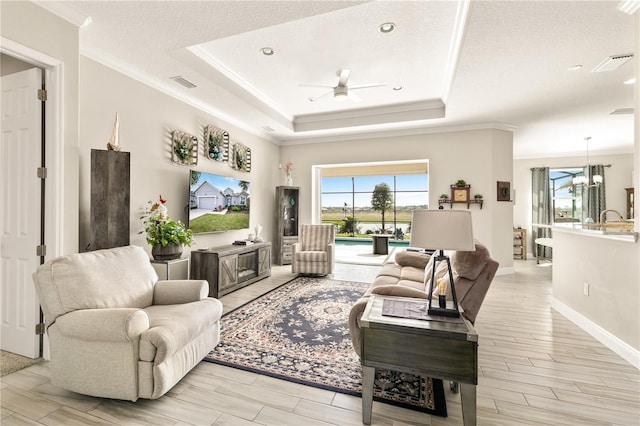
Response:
[410,210,475,251]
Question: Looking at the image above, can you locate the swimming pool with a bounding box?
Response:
[335,237,410,247]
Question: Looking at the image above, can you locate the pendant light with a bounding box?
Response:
[573,137,602,187]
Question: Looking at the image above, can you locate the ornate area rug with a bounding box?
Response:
[204,276,447,416]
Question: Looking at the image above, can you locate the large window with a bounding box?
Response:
[321,170,428,238]
[550,168,582,222]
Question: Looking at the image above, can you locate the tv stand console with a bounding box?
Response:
[190,242,271,298]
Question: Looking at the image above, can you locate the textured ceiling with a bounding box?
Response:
[39,0,637,158]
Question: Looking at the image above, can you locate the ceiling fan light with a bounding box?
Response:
[334,86,348,101]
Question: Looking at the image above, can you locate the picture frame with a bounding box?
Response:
[497,181,511,201]
[203,125,229,162]
[171,130,198,166]
[230,140,251,172]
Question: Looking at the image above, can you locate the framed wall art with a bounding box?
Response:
[230,141,251,172]
[171,130,198,166]
[497,181,511,201]
[203,125,229,162]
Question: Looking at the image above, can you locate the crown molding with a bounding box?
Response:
[80,43,280,145]
[32,1,92,28]
[292,99,446,132]
[280,121,518,146]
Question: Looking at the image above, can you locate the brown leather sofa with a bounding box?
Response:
[349,242,499,356]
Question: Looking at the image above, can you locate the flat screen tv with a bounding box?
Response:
[188,169,250,234]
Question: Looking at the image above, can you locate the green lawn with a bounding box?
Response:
[322,210,413,223]
[189,212,249,233]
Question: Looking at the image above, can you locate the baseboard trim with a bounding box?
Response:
[551,297,640,370]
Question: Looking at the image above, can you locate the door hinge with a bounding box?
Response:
[37,167,47,179]
[37,89,47,102]
[36,245,46,256]
[35,323,45,335]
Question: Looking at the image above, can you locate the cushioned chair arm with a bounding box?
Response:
[153,280,209,305]
[54,308,149,341]
[370,285,429,299]
[348,297,370,357]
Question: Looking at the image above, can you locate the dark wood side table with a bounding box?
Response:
[360,294,478,425]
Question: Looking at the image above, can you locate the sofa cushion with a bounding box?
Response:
[399,266,427,284]
[139,298,223,363]
[452,242,490,280]
[33,246,157,327]
[295,251,328,262]
[394,251,431,269]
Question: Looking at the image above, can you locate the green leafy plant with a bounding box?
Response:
[440,193,449,199]
[474,194,483,199]
[455,179,467,186]
[139,196,193,247]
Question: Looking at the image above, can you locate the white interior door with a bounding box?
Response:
[0,67,43,358]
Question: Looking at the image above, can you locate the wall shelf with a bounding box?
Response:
[438,199,484,209]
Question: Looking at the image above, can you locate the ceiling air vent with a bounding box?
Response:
[610,108,634,115]
[170,76,197,89]
[592,53,634,72]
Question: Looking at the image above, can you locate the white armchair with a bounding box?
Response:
[292,224,335,275]
[32,245,223,401]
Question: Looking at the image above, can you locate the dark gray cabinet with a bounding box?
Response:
[275,186,299,265]
[190,242,271,297]
[90,149,130,250]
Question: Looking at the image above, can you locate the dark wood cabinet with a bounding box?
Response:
[190,242,271,298]
[275,186,299,265]
[90,149,130,250]
[625,188,634,219]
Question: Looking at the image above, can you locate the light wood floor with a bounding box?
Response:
[1,261,638,425]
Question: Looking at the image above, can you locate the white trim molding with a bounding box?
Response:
[551,297,640,370]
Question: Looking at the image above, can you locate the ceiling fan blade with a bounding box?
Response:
[299,83,334,88]
[348,92,362,102]
[349,83,386,90]
[337,69,351,87]
[309,90,333,102]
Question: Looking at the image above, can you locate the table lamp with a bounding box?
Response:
[410,209,475,317]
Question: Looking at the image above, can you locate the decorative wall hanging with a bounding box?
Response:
[230,140,251,172]
[497,181,511,201]
[171,130,198,166]
[203,125,229,162]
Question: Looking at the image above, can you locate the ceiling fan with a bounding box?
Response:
[299,69,386,102]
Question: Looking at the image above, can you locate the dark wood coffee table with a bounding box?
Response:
[360,294,478,425]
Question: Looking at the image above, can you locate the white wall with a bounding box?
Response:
[513,153,634,256]
[1,1,80,255]
[280,128,514,270]
[78,57,280,258]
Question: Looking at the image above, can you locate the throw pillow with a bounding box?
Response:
[394,251,431,269]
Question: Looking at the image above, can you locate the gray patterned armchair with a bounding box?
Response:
[32,245,223,401]
[292,224,335,275]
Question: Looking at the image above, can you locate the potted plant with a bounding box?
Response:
[140,195,193,260]
[440,194,449,199]
[474,194,483,199]
[455,179,467,187]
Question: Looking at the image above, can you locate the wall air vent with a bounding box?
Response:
[592,54,634,72]
[610,108,634,115]
[170,76,197,89]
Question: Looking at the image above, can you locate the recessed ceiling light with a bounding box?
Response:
[378,22,395,33]
[260,47,274,56]
[567,64,582,71]
[393,86,403,91]
[624,78,636,85]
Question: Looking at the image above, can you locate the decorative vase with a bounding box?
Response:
[286,172,293,186]
[152,243,183,261]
